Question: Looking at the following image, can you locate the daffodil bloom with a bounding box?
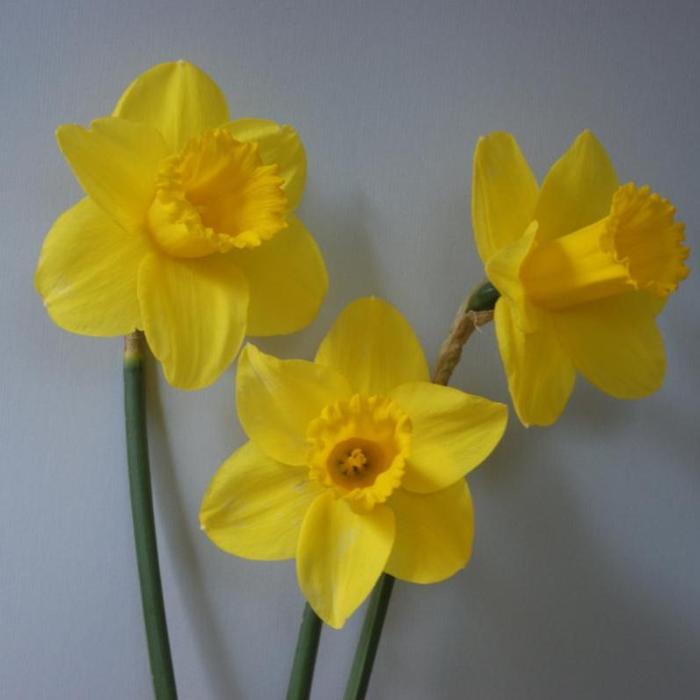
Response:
[35,61,327,389]
[472,130,689,426]
[200,297,507,628]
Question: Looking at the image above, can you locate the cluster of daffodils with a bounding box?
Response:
[36,62,689,630]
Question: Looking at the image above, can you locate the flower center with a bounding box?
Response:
[521,183,688,310]
[336,445,369,476]
[146,128,288,258]
[306,395,412,511]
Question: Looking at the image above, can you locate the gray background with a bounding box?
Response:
[1,0,699,698]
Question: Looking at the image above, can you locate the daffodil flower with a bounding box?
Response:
[35,61,327,389]
[472,130,689,426]
[200,297,507,628]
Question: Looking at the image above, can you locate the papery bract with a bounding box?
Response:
[200,297,508,628]
[36,61,327,389]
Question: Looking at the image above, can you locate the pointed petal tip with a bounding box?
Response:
[476,131,517,147]
[54,123,79,149]
[237,342,264,370]
[316,296,429,394]
[114,61,229,151]
[240,341,258,356]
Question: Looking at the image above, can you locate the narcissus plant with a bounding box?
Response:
[200,297,507,628]
[35,61,327,389]
[472,130,689,426]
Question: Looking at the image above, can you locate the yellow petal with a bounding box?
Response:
[35,198,150,336]
[471,132,539,263]
[553,292,665,399]
[296,492,395,629]
[200,441,321,561]
[236,345,351,465]
[231,216,327,336]
[386,482,473,584]
[315,297,429,395]
[389,382,507,493]
[485,221,540,332]
[138,253,249,390]
[495,298,575,426]
[225,118,307,210]
[113,61,229,152]
[535,130,619,240]
[56,117,167,231]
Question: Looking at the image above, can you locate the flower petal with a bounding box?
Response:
[225,118,307,210]
[236,344,351,465]
[315,297,429,395]
[386,481,474,583]
[389,382,507,493]
[113,61,229,152]
[56,117,167,231]
[485,221,540,332]
[296,492,395,629]
[138,253,249,390]
[535,130,619,240]
[200,441,321,561]
[495,298,575,426]
[231,216,327,336]
[471,132,539,263]
[35,198,150,335]
[553,292,665,399]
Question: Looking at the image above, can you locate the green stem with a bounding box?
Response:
[124,332,178,700]
[286,603,323,700]
[343,574,395,700]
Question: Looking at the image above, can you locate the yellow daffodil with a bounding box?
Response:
[472,130,689,426]
[200,297,507,628]
[35,61,327,389]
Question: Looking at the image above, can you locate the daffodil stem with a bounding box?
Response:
[286,603,323,700]
[342,574,395,700]
[342,280,498,699]
[124,331,178,700]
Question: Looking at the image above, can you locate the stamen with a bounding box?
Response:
[338,448,369,477]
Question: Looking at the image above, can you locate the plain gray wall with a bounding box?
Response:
[1,0,699,698]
